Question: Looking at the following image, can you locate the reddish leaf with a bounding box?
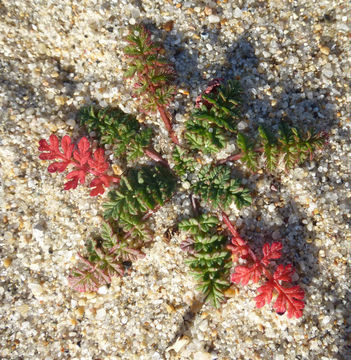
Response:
[39,134,119,196]
[90,175,120,197]
[196,78,224,108]
[88,148,109,175]
[73,137,91,165]
[273,264,294,282]
[65,169,87,189]
[231,263,263,285]
[261,242,282,266]
[39,134,74,172]
[227,236,250,260]
[273,285,305,319]
[255,281,274,308]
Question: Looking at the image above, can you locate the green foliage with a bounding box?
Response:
[236,133,258,171]
[172,145,197,176]
[79,106,152,162]
[103,165,177,238]
[234,124,328,172]
[124,25,175,112]
[192,165,252,210]
[68,222,144,292]
[258,126,279,172]
[179,214,231,308]
[186,80,242,154]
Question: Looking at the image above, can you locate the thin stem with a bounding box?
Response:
[190,194,200,217]
[157,105,180,145]
[217,147,264,165]
[143,147,170,167]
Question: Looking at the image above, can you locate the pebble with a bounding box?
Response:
[3,257,12,268]
[208,15,220,23]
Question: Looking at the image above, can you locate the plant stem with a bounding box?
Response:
[143,148,170,167]
[217,147,264,165]
[157,105,180,145]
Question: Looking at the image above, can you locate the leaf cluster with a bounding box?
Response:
[228,236,305,319]
[103,165,177,239]
[179,214,231,308]
[186,80,242,154]
[68,222,145,292]
[79,106,153,161]
[234,123,327,172]
[172,145,197,177]
[38,134,119,196]
[192,165,252,210]
[124,25,176,112]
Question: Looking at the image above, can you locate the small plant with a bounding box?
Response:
[79,105,168,166]
[222,213,305,319]
[68,222,144,292]
[36,24,330,322]
[38,134,119,196]
[186,79,242,154]
[123,25,179,144]
[192,164,252,210]
[179,214,231,308]
[219,123,328,172]
[103,165,177,239]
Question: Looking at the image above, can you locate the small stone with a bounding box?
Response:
[204,7,212,16]
[75,306,85,317]
[272,230,280,240]
[112,164,123,176]
[121,316,128,325]
[194,351,212,360]
[208,15,220,23]
[84,292,96,299]
[166,304,175,313]
[319,249,325,258]
[28,282,44,298]
[182,181,190,190]
[54,96,66,106]
[233,7,242,18]
[166,336,189,353]
[65,120,75,129]
[163,20,174,32]
[320,45,330,55]
[17,304,29,316]
[237,121,248,130]
[224,287,238,298]
[3,257,12,268]
[98,285,108,295]
[129,18,136,25]
[96,308,106,320]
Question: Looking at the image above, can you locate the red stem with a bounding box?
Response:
[143,148,170,167]
[217,147,264,165]
[157,105,180,145]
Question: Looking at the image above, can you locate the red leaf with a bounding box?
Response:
[227,236,250,260]
[273,264,294,282]
[255,281,274,308]
[196,78,224,108]
[273,285,305,319]
[88,148,109,175]
[48,161,71,173]
[231,263,263,285]
[64,177,79,190]
[38,134,74,172]
[261,242,282,266]
[89,175,120,197]
[73,137,91,165]
[66,169,87,186]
